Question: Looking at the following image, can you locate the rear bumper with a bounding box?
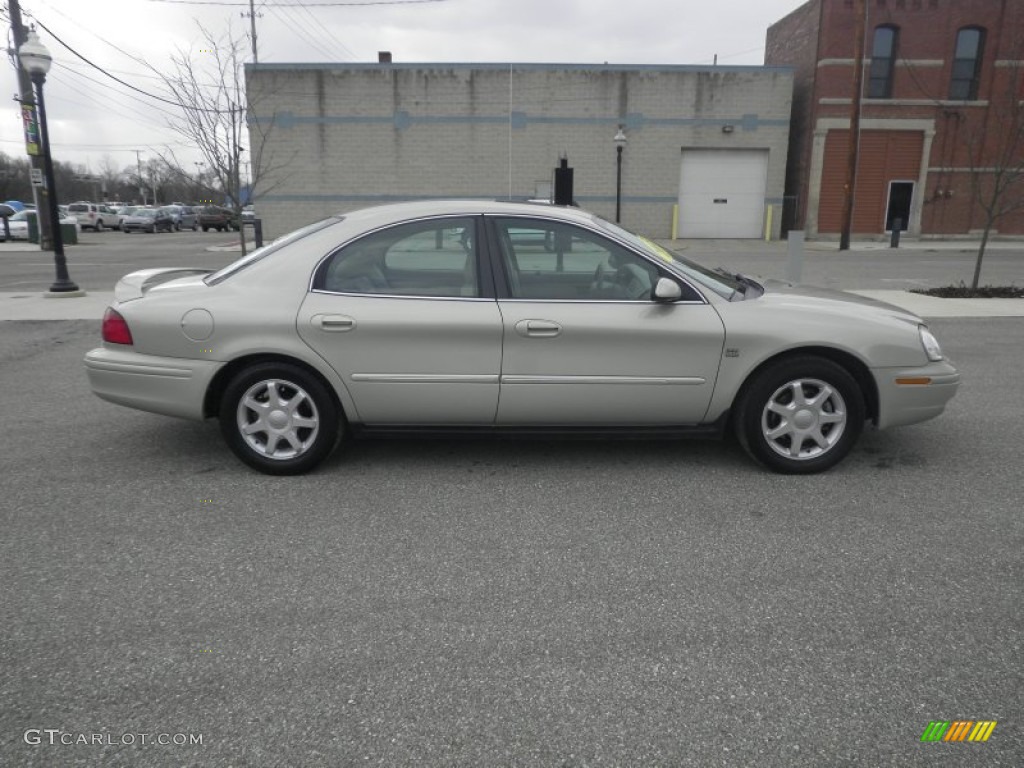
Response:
[872,360,961,429]
[84,347,222,421]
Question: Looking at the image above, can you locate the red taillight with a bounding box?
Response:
[102,308,134,345]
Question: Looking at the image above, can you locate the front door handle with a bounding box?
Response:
[312,314,356,332]
[515,319,562,338]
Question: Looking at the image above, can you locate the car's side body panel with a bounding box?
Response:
[702,291,958,427]
[84,347,221,420]
[297,293,503,424]
[495,300,726,425]
[871,363,960,428]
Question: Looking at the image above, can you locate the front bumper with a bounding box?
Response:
[84,347,222,421]
[872,359,961,429]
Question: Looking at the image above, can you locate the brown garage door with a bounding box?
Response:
[819,129,923,233]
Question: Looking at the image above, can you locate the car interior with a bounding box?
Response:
[322,219,478,298]
[494,219,657,301]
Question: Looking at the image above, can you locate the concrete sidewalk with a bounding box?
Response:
[1,288,1021,321]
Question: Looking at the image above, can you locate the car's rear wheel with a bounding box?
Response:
[735,356,864,474]
[220,363,340,475]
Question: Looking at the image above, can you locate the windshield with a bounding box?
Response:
[205,216,345,285]
[138,210,156,218]
[588,215,745,299]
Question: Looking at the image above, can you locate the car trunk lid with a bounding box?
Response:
[114,268,212,302]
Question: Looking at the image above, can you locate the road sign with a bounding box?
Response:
[30,168,43,187]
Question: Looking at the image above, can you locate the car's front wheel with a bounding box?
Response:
[94,220,103,232]
[220,363,340,475]
[734,356,864,474]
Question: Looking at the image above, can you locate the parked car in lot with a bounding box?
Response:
[5,208,81,239]
[67,202,120,231]
[198,205,240,232]
[121,207,174,233]
[116,206,138,226]
[163,204,199,231]
[85,201,960,476]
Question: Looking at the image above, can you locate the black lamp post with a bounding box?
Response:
[613,127,627,223]
[19,30,80,295]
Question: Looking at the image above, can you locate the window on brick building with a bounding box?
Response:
[868,25,899,98]
[950,27,985,100]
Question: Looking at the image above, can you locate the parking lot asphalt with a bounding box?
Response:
[0,317,1021,766]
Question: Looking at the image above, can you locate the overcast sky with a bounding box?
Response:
[3,0,806,175]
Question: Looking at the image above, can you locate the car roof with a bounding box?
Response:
[334,200,594,229]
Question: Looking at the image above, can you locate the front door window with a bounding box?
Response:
[492,217,661,301]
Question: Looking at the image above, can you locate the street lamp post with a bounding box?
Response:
[613,127,627,223]
[19,30,80,295]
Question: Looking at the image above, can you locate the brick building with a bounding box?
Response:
[766,0,1024,238]
[245,62,793,239]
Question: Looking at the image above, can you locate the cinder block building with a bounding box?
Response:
[767,0,1024,238]
[246,62,793,239]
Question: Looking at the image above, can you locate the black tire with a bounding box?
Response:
[219,362,341,475]
[94,220,103,232]
[192,222,198,231]
[202,226,209,232]
[734,355,864,474]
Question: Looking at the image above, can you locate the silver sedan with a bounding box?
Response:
[84,201,960,474]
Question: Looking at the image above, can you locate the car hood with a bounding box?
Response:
[757,279,922,324]
[114,268,212,302]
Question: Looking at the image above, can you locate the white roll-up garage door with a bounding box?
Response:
[677,149,769,238]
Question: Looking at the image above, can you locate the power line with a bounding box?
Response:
[31,18,236,115]
[294,0,358,59]
[265,5,345,61]
[143,0,448,5]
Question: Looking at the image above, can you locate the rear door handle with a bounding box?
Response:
[515,319,562,338]
[313,314,356,332]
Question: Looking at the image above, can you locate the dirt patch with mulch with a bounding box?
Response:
[911,285,1024,299]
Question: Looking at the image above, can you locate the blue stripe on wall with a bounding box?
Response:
[253,111,788,132]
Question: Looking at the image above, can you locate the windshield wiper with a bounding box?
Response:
[714,267,748,294]
[717,267,764,291]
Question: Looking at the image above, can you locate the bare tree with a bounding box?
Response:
[97,155,125,202]
[966,59,1024,289]
[156,22,287,255]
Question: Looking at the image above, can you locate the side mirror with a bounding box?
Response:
[653,277,683,302]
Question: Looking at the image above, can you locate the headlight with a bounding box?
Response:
[919,325,944,362]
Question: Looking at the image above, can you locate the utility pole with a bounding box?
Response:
[134,150,145,205]
[839,0,867,251]
[242,0,259,63]
[7,0,54,249]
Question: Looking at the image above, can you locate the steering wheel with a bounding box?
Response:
[590,262,611,297]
